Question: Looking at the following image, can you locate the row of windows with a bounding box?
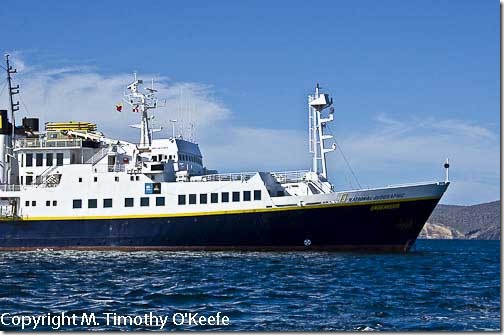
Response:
[76,175,140,183]
[25,200,57,207]
[27,190,263,209]
[178,190,261,205]
[151,153,202,165]
[24,153,64,167]
[73,197,166,209]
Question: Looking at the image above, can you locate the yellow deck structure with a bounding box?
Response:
[45,121,97,132]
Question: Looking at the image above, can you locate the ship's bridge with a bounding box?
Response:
[147,138,204,177]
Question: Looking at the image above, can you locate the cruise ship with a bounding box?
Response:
[0,54,450,251]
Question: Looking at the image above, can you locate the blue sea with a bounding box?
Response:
[0,240,500,331]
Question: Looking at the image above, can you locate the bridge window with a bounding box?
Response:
[189,194,196,204]
[232,192,240,202]
[53,200,57,206]
[211,193,218,203]
[178,195,186,205]
[32,201,36,206]
[254,190,262,200]
[103,199,113,208]
[88,199,97,208]
[46,200,50,206]
[94,176,97,182]
[115,176,119,182]
[46,153,53,166]
[26,176,33,185]
[156,197,165,206]
[56,153,63,166]
[243,191,251,201]
[124,198,134,207]
[200,194,207,204]
[140,197,150,207]
[26,153,33,167]
[36,153,43,166]
[78,177,82,183]
[221,192,229,202]
[73,199,82,209]
[25,201,29,206]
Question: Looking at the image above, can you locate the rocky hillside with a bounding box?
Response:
[419,200,500,240]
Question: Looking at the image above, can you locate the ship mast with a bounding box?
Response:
[5,54,19,184]
[308,83,336,179]
[123,73,159,148]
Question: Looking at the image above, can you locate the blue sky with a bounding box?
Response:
[0,0,499,205]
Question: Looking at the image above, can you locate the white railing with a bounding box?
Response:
[15,138,82,149]
[271,170,309,183]
[0,184,21,192]
[85,147,109,165]
[192,170,310,183]
[192,171,258,182]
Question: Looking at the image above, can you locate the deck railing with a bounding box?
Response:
[271,170,309,183]
[15,138,83,149]
[192,170,309,183]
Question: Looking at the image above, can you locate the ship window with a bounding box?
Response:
[254,190,262,201]
[178,195,186,205]
[53,200,57,206]
[200,194,207,204]
[211,193,218,203]
[36,153,43,166]
[156,197,165,206]
[26,176,33,185]
[169,155,172,160]
[130,175,134,181]
[158,154,163,161]
[135,176,139,181]
[140,197,150,207]
[152,156,157,162]
[124,198,134,207]
[78,177,82,183]
[164,155,167,160]
[189,194,196,204]
[26,153,33,167]
[243,191,251,201]
[88,199,97,208]
[25,201,29,206]
[232,192,240,202]
[103,198,113,208]
[94,176,97,182]
[71,153,76,164]
[20,154,23,167]
[46,200,50,206]
[276,191,284,197]
[56,153,63,166]
[221,192,229,203]
[20,176,23,184]
[73,199,82,209]
[115,176,119,182]
[32,201,36,206]
[46,153,53,166]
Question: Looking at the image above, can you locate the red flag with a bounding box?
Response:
[116,104,122,112]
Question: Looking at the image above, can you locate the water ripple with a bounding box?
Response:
[0,240,499,331]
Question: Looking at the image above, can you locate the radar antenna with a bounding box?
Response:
[123,74,163,147]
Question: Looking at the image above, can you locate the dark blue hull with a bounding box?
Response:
[0,198,440,252]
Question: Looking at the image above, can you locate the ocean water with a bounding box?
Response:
[0,240,499,331]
